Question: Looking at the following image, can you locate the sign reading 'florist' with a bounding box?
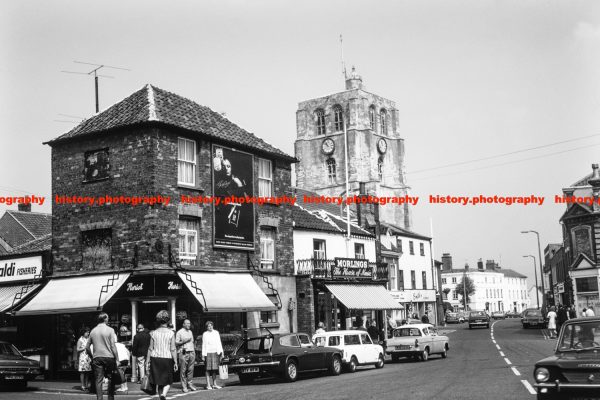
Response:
[0,256,42,283]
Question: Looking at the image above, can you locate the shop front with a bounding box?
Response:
[14,269,278,378]
[569,254,600,317]
[389,289,437,324]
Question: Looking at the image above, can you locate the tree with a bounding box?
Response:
[455,275,476,309]
[442,287,451,299]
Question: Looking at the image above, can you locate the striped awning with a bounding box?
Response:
[325,283,404,310]
[0,283,42,313]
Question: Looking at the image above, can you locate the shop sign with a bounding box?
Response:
[390,289,437,303]
[155,277,185,296]
[331,258,373,279]
[115,275,185,298]
[0,256,42,283]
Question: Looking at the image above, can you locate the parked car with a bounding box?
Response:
[312,330,384,372]
[225,330,342,384]
[491,311,506,320]
[458,312,469,322]
[522,308,546,329]
[533,317,600,399]
[445,312,462,324]
[0,341,42,387]
[385,324,449,362]
[505,311,521,318]
[468,310,490,329]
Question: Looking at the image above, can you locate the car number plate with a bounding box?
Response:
[395,345,411,350]
[241,367,259,373]
[5,375,24,380]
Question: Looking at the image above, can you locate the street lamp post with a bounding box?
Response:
[521,230,546,309]
[523,255,540,309]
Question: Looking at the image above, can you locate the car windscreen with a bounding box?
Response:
[469,311,486,317]
[0,343,21,356]
[558,321,600,351]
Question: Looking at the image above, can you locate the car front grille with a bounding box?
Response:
[562,369,600,383]
[1,367,30,374]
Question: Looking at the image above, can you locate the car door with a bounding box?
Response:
[421,327,434,352]
[428,327,442,353]
[343,334,361,363]
[298,333,323,370]
[359,333,378,362]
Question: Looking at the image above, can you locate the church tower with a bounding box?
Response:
[294,67,411,229]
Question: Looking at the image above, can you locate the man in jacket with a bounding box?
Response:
[131,324,151,383]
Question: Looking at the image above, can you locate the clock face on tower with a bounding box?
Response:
[377,138,387,154]
[321,138,335,155]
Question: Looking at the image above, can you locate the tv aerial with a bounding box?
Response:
[61,61,130,113]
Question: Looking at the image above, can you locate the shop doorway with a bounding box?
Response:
[138,301,169,330]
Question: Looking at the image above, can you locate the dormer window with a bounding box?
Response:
[315,109,326,135]
[333,105,344,132]
[380,109,388,135]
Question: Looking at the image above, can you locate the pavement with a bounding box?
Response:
[1,319,556,399]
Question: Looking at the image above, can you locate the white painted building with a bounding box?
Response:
[380,223,438,324]
[441,259,530,313]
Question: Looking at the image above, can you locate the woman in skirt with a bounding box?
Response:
[76,327,92,391]
[202,321,224,390]
[146,310,178,400]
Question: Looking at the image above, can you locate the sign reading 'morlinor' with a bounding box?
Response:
[0,256,42,283]
[331,258,373,279]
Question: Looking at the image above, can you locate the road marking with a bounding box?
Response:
[521,380,536,395]
[504,357,512,365]
[511,367,521,376]
[495,344,501,350]
[492,339,496,343]
[499,351,505,356]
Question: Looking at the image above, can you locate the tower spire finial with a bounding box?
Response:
[340,34,347,83]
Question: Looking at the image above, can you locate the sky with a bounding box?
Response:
[1,0,599,285]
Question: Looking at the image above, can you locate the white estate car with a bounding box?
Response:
[312,330,385,372]
[385,324,449,362]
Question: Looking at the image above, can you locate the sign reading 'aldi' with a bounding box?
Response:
[0,256,42,283]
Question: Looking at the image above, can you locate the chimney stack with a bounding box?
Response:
[477,259,484,270]
[17,203,31,212]
[464,262,469,271]
[442,253,453,271]
[589,163,600,212]
[486,260,495,270]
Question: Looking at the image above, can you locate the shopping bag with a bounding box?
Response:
[219,365,228,380]
[140,376,155,395]
[112,368,125,385]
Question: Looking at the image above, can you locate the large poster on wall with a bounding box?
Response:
[212,144,255,250]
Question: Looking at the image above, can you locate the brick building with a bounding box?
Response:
[294,67,411,229]
[13,84,297,377]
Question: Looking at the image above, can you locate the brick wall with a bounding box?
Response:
[295,276,315,335]
[50,124,294,276]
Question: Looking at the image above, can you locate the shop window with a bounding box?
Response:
[326,158,336,184]
[81,228,112,269]
[315,109,326,135]
[178,219,198,265]
[409,241,414,255]
[333,105,344,131]
[178,137,196,186]
[260,228,276,269]
[411,270,416,289]
[260,310,278,324]
[420,243,425,256]
[398,270,404,290]
[83,148,110,182]
[313,239,326,259]
[258,158,273,197]
[576,277,599,293]
[380,109,388,135]
[422,271,427,289]
[354,243,365,259]
[369,105,376,129]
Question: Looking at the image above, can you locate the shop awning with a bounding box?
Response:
[16,273,131,315]
[325,283,404,310]
[0,283,42,313]
[178,272,278,312]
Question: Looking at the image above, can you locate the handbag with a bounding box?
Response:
[111,368,125,385]
[140,375,155,395]
[219,364,228,380]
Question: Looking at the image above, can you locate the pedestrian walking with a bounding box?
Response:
[202,321,224,390]
[421,313,430,324]
[585,306,595,317]
[86,313,119,400]
[132,324,150,383]
[77,327,92,392]
[146,310,178,400]
[115,341,130,393]
[315,321,326,335]
[546,306,558,339]
[176,319,198,392]
[568,306,576,319]
[367,320,379,342]
[556,306,568,334]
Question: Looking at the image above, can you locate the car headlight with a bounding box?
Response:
[534,367,550,382]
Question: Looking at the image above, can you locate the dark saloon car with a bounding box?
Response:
[491,311,505,320]
[225,330,343,384]
[468,310,490,329]
[533,317,600,399]
[0,341,42,387]
[445,312,461,324]
[522,308,546,329]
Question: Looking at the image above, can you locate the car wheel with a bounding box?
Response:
[391,354,400,363]
[441,344,448,358]
[486,324,490,329]
[469,325,473,329]
[420,348,429,362]
[346,356,357,373]
[375,353,384,369]
[238,374,254,385]
[284,359,298,382]
[329,355,342,376]
[523,324,528,329]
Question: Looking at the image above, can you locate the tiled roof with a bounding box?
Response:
[380,222,431,241]
[293,187,344,215]
[6,211,52,239]
[499,269,527,279]
[9,234,51,255]
[292,204,374,238]
[440,267,527,279]
[46,84,295,162]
